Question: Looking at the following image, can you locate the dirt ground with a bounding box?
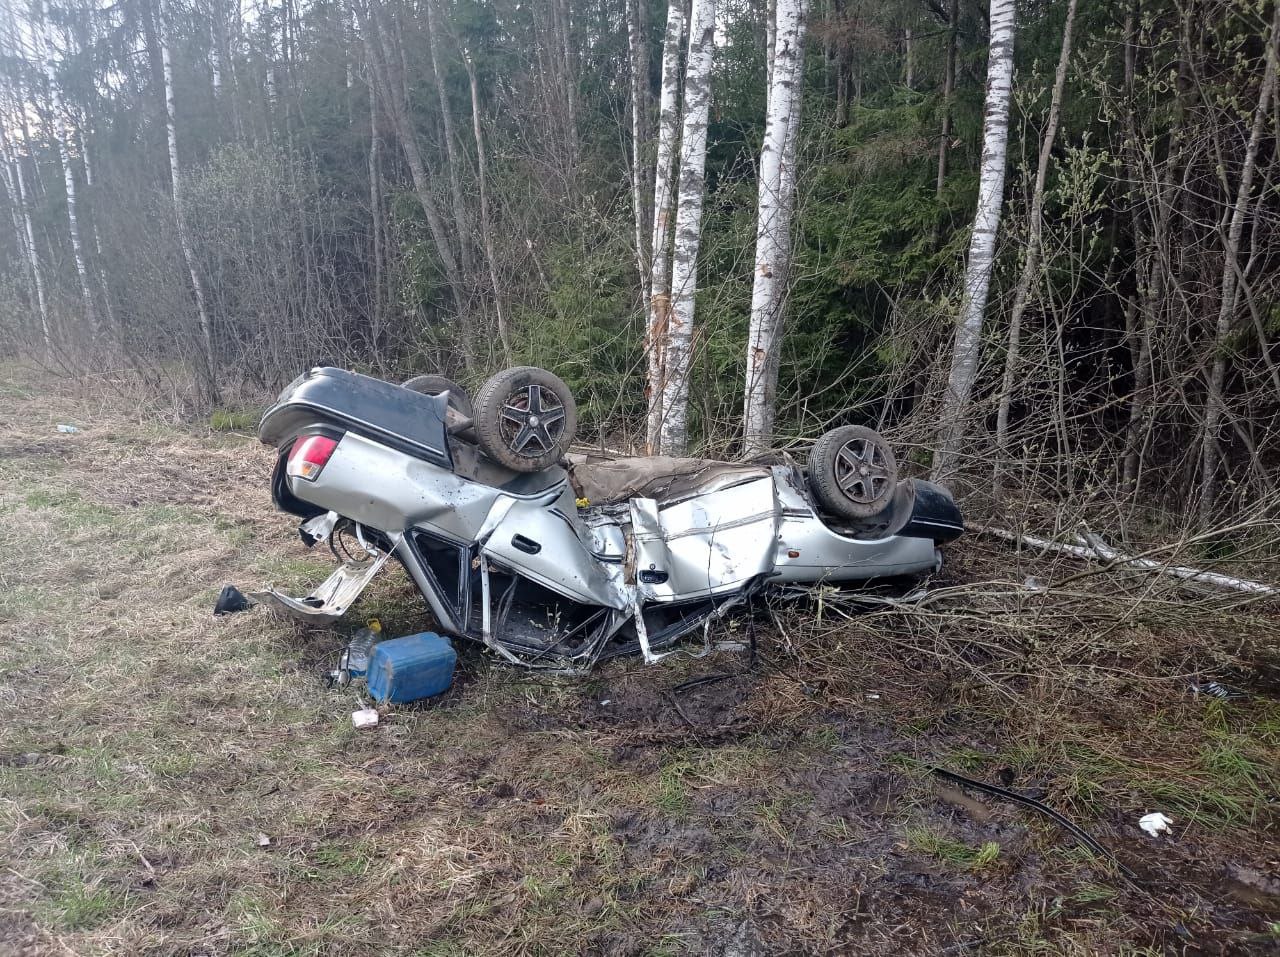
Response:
[1,371,1278,955]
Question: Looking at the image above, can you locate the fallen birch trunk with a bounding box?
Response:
[975,525,1280,597]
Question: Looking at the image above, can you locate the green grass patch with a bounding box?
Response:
[35,854,128,932]
[210,408,259,432]
[47,880,125,931]
[307,840,375,880]
[653,761,693,817]
[22,487,119,528]
[907,825,1001,871]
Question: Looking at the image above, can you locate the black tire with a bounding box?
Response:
[473,366,577,472]
[402,374,475,419]
[807,425,898,520]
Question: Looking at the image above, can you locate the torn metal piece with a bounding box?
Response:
[250,531,401,623]
[301,510,339,544]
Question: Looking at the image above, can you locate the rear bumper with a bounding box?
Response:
[900,480,964,544]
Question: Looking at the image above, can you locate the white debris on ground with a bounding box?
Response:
[1139,812,1173,837]
[352,707,379,729]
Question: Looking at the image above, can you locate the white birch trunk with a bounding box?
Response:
[1198,4,1279,524]
[0,108,49,351]
[160,0,218,397]
[79,131,115,334]
[993,0,1078,488]
[1,11,47,348]
[743,0,808,454]
[0,144,25,273]
[626,0,652,307]
[211,3,223,96]
[930,0,1016,484]
[40,2,97,337]
[657,0,716,456]
[1,122,49,350]
[645,0,687,452]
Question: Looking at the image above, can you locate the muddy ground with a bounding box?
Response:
[0,373,1277,955]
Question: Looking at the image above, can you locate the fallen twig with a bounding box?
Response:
[975,525,1279,597]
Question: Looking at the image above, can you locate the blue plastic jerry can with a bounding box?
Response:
[366,632,457,703]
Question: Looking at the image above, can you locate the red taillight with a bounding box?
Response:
[287,435,338,481]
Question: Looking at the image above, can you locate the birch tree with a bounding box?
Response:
[993,0,1079,492]
[0,122,49,350]
[40,1,97,338]
[645,0,686,452]
[160,0,218,396]
[930,0,1016,484]
[935,0,958,205]
[657,0,715,455]
[742,0,808,454]
[626,0,652,305]
[0,142,26,288]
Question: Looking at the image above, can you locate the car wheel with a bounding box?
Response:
[402,374,475,419]
[473,366,577,472]
[807,425,898,520]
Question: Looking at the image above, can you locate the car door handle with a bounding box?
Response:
[511,534,541,555]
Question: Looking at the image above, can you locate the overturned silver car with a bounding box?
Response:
[254,366,963,671]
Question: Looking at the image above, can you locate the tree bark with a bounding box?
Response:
[627,0,653,306]
[1197,3,1279,524]
[930,0,1016,484]
[368,55,384,347]
[41,1,97,338]
[645,0,687,452]
[904,26,913,90]
[79,131,116,335]
[160,0,218,398]
[465,51,513,363]
[425,0,471,271]
[993,0,1078,494]
[0,120,49,351]
[743,0,808,454]
[657,0,716,455]
[0,142,27,288]
[0,59,49,352]
[935,0,958,204]
[210,2,223,97]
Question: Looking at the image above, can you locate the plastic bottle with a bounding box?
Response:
[345,619,383,677]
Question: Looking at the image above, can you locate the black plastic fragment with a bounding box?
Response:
[213,584,253,616]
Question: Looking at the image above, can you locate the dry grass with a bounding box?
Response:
[1,365,1278,955]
